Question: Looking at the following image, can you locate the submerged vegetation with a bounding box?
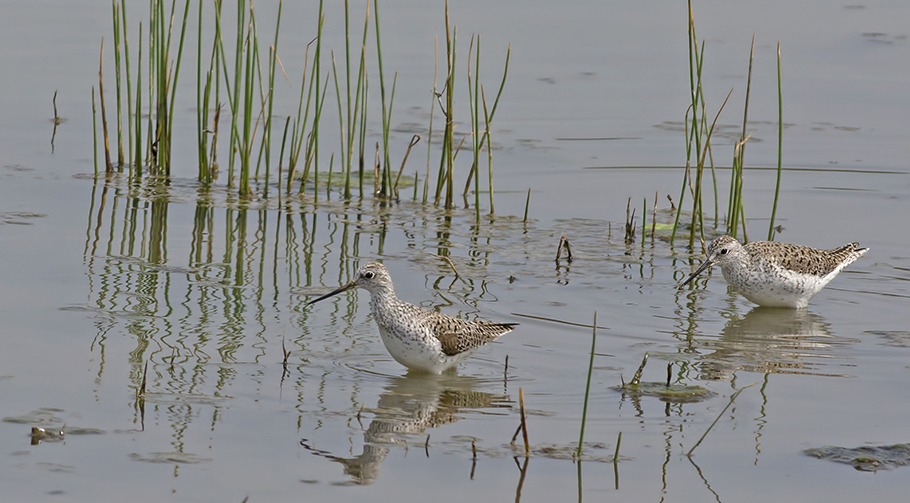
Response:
[96,0,510,220]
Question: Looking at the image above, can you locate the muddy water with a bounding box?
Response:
[1,1,909,501]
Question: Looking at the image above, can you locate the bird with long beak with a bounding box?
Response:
[678,235,868,308]
[308,262,516,373]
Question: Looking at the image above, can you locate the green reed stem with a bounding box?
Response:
[769,42,783,241]
[326,152,334,199]
[277,115,290,203]
[358,70,368,198]
[263,1,283,197]
[424,36,437,205]
[482,87,494,214]
[135,23,143,173]
[225,0,245,187]
[729,34,755,241]
[470,35,481,220]
[99,38,113,172]
[145,2,153,167]
[437,2,456,208]
[311,1,324,193]
[577,312,598,458]
[691,88,733,250]
[301,74,330,194]
[112,1,124,167]
[373,0,393,198]
[343,0,353,198]
[287,36,316,193]
[331,49,346,192]
[92,87,99,174]
[196,0,207,181]
[121,2,133,171]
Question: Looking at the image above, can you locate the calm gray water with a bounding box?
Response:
[1,0,909,501]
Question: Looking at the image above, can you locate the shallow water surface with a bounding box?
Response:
[1,1,909,502]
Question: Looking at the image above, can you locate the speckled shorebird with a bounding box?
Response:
[678,235,868,308]
[307,262,516,373]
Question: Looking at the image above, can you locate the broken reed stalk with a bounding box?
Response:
[393,134,421,199]
[523,188,531,223]
[651,191,658,241]
[624,197,635,244]
[630,352,648,385]
[98,38,113,172]
[641,197,647,247]
[433,254,459,276]
[577,312,597,458]
[555,236,573,262]
[517,387,530,455]
[687,381,759,457]
[768,42,783,241]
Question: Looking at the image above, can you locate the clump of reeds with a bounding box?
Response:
[96,0,512,215]
[432,0,511,218]
[671,2,786,248]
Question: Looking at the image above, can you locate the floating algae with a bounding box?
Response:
[804,444,910,472]
[612,353,714,403]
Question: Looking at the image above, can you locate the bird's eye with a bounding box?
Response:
[363,272,374,279]
[720,248,728,255]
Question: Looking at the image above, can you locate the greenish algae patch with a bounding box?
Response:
[612,382,715,403]
[804,444,910,471]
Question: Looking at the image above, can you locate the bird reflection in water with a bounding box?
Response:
[696,307,856,380]
[300,373,510,485]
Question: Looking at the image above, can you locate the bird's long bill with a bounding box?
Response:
[678,259,714,289]
[307,282,357,305]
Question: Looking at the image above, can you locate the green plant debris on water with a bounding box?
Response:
[805,444,910,471]
[612,352,715,403]
[612,381,715,403]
